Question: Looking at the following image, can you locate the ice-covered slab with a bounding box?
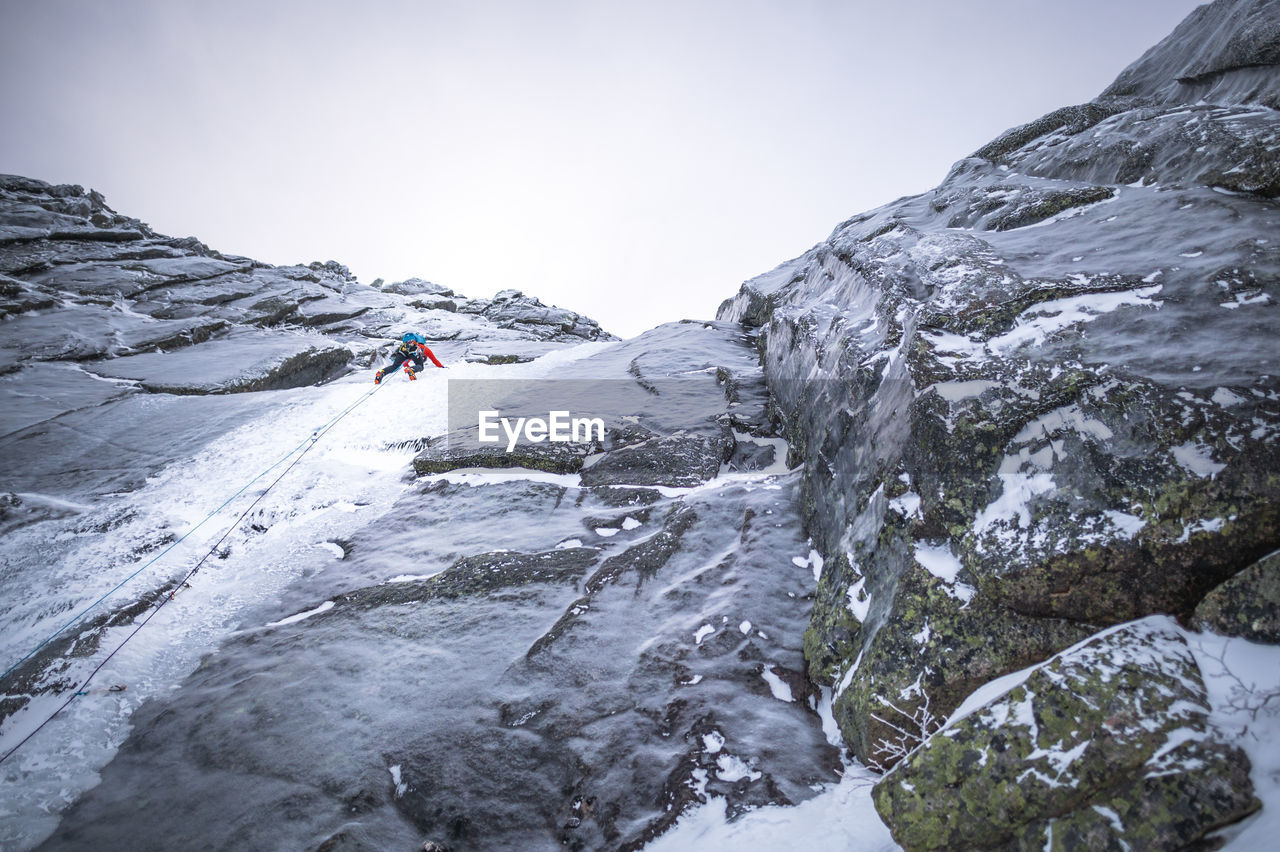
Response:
[88,329,351,395]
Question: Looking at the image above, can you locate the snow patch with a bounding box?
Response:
[975,473,1056,533]
[888,491,921,519]
[715,753,762,783]
[761,665,794,702]
[423,468,583,488]
[1012,404,1113,445]
[846,577,871,623]
[643,760,894,852]
[1171,442,1226,478]
[927,284,1164,360]
[316,541,345,559]
[389,764,408,799]
[1102,510,1146,540]
[266,600,334,627]
[931,380,999,401]
[1211,387,1247,407]
[1176,517,1226,543]
[792,547,825,583]
[914,542,962,584]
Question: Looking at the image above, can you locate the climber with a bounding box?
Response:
[375,333,445,383]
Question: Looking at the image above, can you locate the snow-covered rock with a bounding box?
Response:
[88,329,352,395]
[717,0,1280,811]
[872,617,1259,851]
[2,1,1278,849]
[0,173,612,380]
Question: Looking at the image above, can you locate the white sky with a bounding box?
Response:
[1,0,1204,338]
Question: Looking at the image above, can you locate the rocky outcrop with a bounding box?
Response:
[89,329,352,394]
[413,320,769,488]
[1099,0,1280,109]
[414,433,594,475]
[717,0,1280,821]
[0,174,612,388]
[872,618,1259,850]
[578,432,734,488]
[467,288,609,341]
[0,173,616,504]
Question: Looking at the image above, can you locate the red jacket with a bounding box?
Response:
[414,341,444,368]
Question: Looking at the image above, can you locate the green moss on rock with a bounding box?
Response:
[872,618,1258,851]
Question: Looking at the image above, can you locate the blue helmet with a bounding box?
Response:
[402,333,415,343]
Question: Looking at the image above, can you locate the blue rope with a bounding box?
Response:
[0,381,383,683]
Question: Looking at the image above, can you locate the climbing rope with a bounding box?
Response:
[0,377,389,766]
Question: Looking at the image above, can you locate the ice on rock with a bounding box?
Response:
[266,600,334,627]
[6,319,831,852]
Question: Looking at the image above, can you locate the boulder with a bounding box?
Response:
[1194,550,1280,643]
[872,617,1259,851]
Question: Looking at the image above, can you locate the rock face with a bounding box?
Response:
[720,0,1278,771]
[714,0,1277,842]
[872,617,1259,850]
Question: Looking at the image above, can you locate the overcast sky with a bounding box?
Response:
[1,0,1204,338]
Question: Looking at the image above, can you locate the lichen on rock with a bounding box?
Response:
[1194,550,1280,643]
[716,0,1280,783]
[871,617,1259,851]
